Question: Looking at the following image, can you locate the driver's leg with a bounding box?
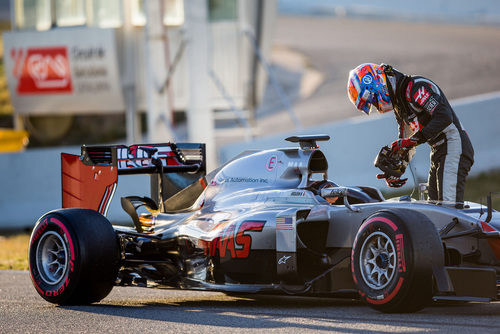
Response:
[428,157,438,201]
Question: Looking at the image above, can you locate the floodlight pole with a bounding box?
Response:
[144,0,175,143]
[123,0,141,144]
[184,0,216,171]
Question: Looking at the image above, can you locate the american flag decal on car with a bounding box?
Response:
[276,216,293,230]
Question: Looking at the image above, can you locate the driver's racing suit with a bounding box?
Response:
[383,65,474,205]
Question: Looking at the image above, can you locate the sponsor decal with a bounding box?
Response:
[31,218,49,244]
[219,177,269,184]
[424,97,439,114]
[116,145,178,169]
[413,86,430,105]
[287,161,303,168]
[12,46,72,94]
[362,74,373,85]
[366,277,404,305]
[276,216,293,230]
[395,234,406,273]
[278,255,291,264]
[408,118,423,132]
[201,221,265,259]
[4,29,127,113]
[290,191,305,197]
[44,277,71,297]
[266,155,278,171]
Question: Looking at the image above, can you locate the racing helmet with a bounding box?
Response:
[347,63,393,114]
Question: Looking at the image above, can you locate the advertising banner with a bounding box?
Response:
[3,27,125,114]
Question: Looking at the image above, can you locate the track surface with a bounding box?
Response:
[1,271,500,333]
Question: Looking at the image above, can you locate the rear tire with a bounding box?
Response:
[29,209,119,305]
[351,209,443,313]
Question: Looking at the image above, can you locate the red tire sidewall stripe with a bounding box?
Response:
[29,218,49,295]
[50,217,75,262]
[353,214,407,306]
[352,215,399,277]
[29,215,76,298]
[365,277,404,305]
[360,216,398,233]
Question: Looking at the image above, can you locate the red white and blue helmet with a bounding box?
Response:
[347,63,393,114]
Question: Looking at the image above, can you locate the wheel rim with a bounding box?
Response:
[36,231,69,285]
[359,231,396,290]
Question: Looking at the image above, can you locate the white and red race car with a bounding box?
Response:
[29,135,500,313]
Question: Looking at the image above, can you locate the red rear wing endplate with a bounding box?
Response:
[61,143,205,215]
[61,153,118,215]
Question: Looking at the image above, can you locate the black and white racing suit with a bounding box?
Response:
[384,66,474,205]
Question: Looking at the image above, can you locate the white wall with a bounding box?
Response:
[0,146,149,230]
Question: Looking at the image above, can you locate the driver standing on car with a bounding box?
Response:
[347,63,474,207]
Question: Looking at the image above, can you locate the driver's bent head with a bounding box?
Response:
[347,63,393,114]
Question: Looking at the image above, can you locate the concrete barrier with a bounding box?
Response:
[1,91,499,230]
[0,146,149,230]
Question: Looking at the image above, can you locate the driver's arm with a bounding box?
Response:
[408,81,452,144]
[394,112,416,163]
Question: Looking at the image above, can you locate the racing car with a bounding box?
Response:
[28,134,500,313]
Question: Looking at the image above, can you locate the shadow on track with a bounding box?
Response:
[60,293,500,333]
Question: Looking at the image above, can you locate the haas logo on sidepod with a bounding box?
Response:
[11,46,73,94]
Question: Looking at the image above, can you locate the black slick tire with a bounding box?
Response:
[351,209,443,313]
[28,208,119,305]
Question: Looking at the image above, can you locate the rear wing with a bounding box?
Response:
[62,143,206,215]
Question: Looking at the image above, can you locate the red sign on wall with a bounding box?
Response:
[11,46,73,94]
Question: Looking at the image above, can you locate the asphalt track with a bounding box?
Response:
[1,271,500,333]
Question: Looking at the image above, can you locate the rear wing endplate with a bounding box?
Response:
[61,143,206,215]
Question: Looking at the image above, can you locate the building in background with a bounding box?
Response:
[3,0,276,156]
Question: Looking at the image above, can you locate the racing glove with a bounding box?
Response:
[377,173,407,188]
[390,138,417,154]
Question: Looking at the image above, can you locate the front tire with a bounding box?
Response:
[351,209,443,313]
[29,209,119,305]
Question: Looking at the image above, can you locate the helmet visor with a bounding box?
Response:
[356,90,379,115]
